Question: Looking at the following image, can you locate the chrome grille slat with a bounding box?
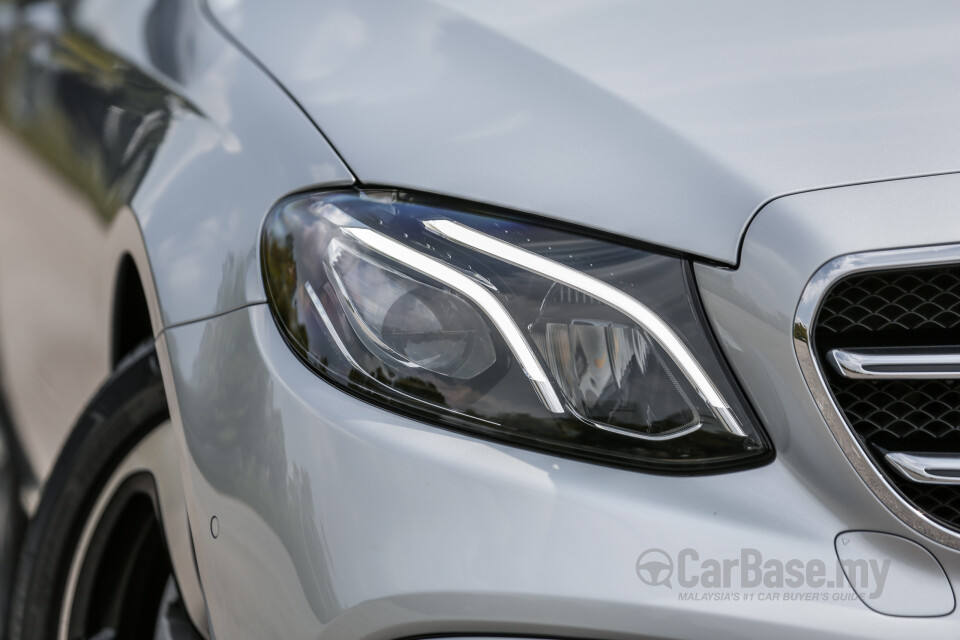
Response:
[886,452,960,485]
[829,347,960,379]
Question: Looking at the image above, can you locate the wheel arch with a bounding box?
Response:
[101,211,210,635]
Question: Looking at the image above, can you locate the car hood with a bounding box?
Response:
[209,0,960,264]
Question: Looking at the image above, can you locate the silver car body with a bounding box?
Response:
[1,0,960,637]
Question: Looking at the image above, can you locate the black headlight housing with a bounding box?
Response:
[262,189,772,473]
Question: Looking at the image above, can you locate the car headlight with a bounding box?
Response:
[262,190,771,472]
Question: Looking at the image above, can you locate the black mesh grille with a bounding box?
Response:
[833,380,960,444]
[818,269,960,334]
[814,265,960,532]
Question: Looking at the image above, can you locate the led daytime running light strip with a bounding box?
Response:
[423,219,747,438]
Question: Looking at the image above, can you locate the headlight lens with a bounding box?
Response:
[263,190,771,472]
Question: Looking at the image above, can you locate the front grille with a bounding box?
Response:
[814,265,960,532]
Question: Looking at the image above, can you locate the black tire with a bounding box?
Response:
[7,341,169,639]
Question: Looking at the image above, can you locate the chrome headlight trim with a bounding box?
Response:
[794,242,960,550]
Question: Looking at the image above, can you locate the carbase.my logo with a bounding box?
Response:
[635,547,890,600]
[635,548,674,588]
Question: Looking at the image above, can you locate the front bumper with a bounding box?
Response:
[158,172,960,639]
